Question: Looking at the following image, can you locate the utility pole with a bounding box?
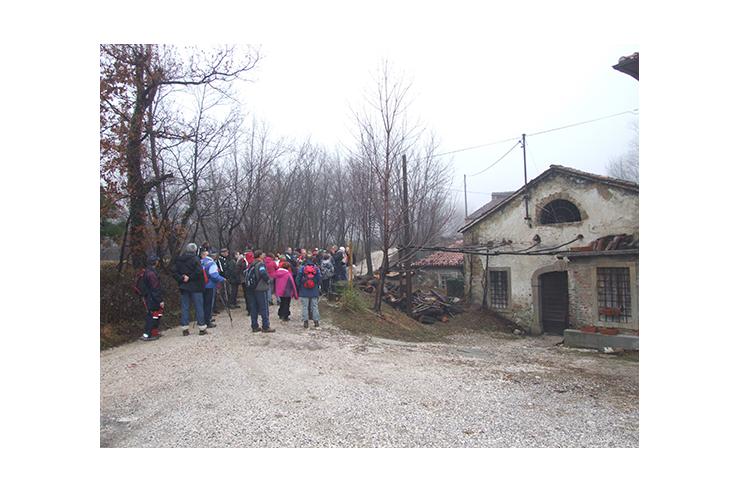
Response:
[522,133,532,226]
[463,174,468,217]
[402,154,413,315]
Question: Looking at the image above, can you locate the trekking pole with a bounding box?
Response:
[220,283,234,329]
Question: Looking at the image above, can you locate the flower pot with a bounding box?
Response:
[598,327,619,336]
[580,325,597,333]
[599,307,622,317]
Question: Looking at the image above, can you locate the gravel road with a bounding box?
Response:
[100,301,638,447]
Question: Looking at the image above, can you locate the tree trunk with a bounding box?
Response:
[364,236,373,275]
[125,46,158,269]
[126,82,149,268]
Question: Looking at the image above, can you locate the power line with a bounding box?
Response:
[431,108,638,158]
[468,140,521,177]
[432,136,520,158]
[449,188,492,195]
[528,109,638,137]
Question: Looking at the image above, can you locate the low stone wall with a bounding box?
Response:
[564,329,639,350]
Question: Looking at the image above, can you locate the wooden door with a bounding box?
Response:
[540,271,569,334]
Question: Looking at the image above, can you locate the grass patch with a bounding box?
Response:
[323,290,511,343]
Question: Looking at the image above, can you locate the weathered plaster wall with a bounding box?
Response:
[463,172,638,332]
[568,256,639,332]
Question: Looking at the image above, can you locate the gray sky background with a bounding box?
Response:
[220,3,640,215]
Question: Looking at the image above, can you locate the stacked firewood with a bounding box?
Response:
[355,275,464,324]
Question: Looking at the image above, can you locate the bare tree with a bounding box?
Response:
[607,123,639,183]
[102,45,457,297]
[100,44,259,268]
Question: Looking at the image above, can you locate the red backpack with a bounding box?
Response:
[302,265,317,289]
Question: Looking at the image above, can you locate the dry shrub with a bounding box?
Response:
[100,262,182,349]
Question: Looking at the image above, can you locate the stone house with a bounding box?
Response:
[458,165,638,347]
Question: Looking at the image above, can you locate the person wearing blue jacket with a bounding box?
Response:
[296,258,322,329]
[200,247,225,331]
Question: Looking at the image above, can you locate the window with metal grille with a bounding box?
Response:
[489,270,509,309]
[597,267,632,323]
[540,199,582,224]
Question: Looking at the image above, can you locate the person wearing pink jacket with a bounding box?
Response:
[274,262,299,322]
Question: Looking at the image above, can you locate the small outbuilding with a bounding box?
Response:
[412,240,465,297]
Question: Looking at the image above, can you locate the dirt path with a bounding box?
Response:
[100,301,638,447]
[353,248,397,275]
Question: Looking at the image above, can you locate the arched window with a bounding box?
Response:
[539,199,582,225]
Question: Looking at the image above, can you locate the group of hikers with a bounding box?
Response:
[135,243,350,341]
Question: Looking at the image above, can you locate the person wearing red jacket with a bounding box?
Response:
[265,253,278,305]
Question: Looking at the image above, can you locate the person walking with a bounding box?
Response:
[296,257,322,328]
[237,250,254,315]
[319,252,335,295]
[285,247,298,274]
[201,247,225,330]
[245,250,272,333]
[219,247,240,309]
[173,243,207,336]
[274,261,298,322]
[333,246,348,281]
[265,252,278,305]
[135,254,164,341]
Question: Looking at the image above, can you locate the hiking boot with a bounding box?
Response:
[139,334,159,341]
[314,320,320,328]
[182,328,190,336]
[262,327,275,333]
[303,320,309,329]
[198,329,209,335]
[207,322,217,328]
[251,327,261,332]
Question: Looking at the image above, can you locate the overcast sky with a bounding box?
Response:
[225,4,639,215]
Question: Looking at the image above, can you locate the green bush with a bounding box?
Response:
[339,286,367,313]
[100,218,126,241]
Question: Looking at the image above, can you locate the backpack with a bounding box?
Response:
[320,260,334,279]
[302,264,317,289]
[133,268,148,297]
[244,263,258,290]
